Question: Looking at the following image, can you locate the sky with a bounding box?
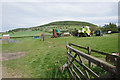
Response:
[0,0,119,32]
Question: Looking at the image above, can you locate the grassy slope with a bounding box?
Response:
[2,33,118,78]
[0,31,52,38]
[40,21,97,27]
[4,21,97,33]
[10,31,42,37]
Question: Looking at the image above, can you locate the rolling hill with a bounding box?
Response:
[8,21,98,33]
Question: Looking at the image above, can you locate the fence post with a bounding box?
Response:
[69,43,72,54]
[116,56,120,78]
[88,46,91,67]
[66,41,69,67]
[41,34,44,41]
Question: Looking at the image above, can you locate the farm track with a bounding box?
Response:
[2,52,28,78]
[2,52,26,61]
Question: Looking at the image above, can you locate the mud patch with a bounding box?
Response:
[47,41,55,44]
[0,39,19,44]
[2,52,26,61]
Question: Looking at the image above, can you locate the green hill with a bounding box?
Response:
[34,21,98,32]
[9,21,98,33]
[39,21,97,27]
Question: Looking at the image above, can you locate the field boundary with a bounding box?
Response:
[66,42,120,79]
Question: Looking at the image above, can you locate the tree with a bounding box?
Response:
[8,30,14,34]
[90,26,98,31]
[103,23,118,33]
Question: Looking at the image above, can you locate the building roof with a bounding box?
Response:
[2,34,10,37]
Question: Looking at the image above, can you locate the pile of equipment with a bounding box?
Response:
[73,26,91,37]
[52,29,62,38]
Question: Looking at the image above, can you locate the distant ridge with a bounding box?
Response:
[38,21,97,27]
[9,21,98,32]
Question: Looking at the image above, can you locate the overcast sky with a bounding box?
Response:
[0,0,119,32]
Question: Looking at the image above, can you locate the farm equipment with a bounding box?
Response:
[52,29,71,38]
[90,31,94,36]
[73,26,91,37]
[52,29,62,38]
[62,32,70,36]
[34,33,44,41]
[34,36,40,39]
[95,30,103,36]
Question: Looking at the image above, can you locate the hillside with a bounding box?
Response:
[39,21,97,27]
[9,21,98,33]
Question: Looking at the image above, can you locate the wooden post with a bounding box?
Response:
[69,43,72,54]
[66,41,69,67]
[116,56,120,78]
[43,35,44,41]
[105,55,108,62]
[41,34,44,41]
[88,46,91,67]
[66,41,68,55]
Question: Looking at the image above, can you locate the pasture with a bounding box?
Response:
[2,33,118,78]
[0,31,52,38]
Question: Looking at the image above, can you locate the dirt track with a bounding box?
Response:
[2,52,27,78]
[2,52,26,61]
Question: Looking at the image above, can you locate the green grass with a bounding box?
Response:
[2,33,118,78]
[0,31,52,38]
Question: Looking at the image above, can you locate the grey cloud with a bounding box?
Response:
[2,2,118,32]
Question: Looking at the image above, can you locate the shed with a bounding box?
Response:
[2,34,10,40]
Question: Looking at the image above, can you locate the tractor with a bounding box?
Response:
[73,26,91,37]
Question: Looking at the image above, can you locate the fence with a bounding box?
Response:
[66,42,120,80]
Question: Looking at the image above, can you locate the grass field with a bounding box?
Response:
[0,31,52,38]
[2,33,118,78]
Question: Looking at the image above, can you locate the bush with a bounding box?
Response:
[102,23,118,33]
